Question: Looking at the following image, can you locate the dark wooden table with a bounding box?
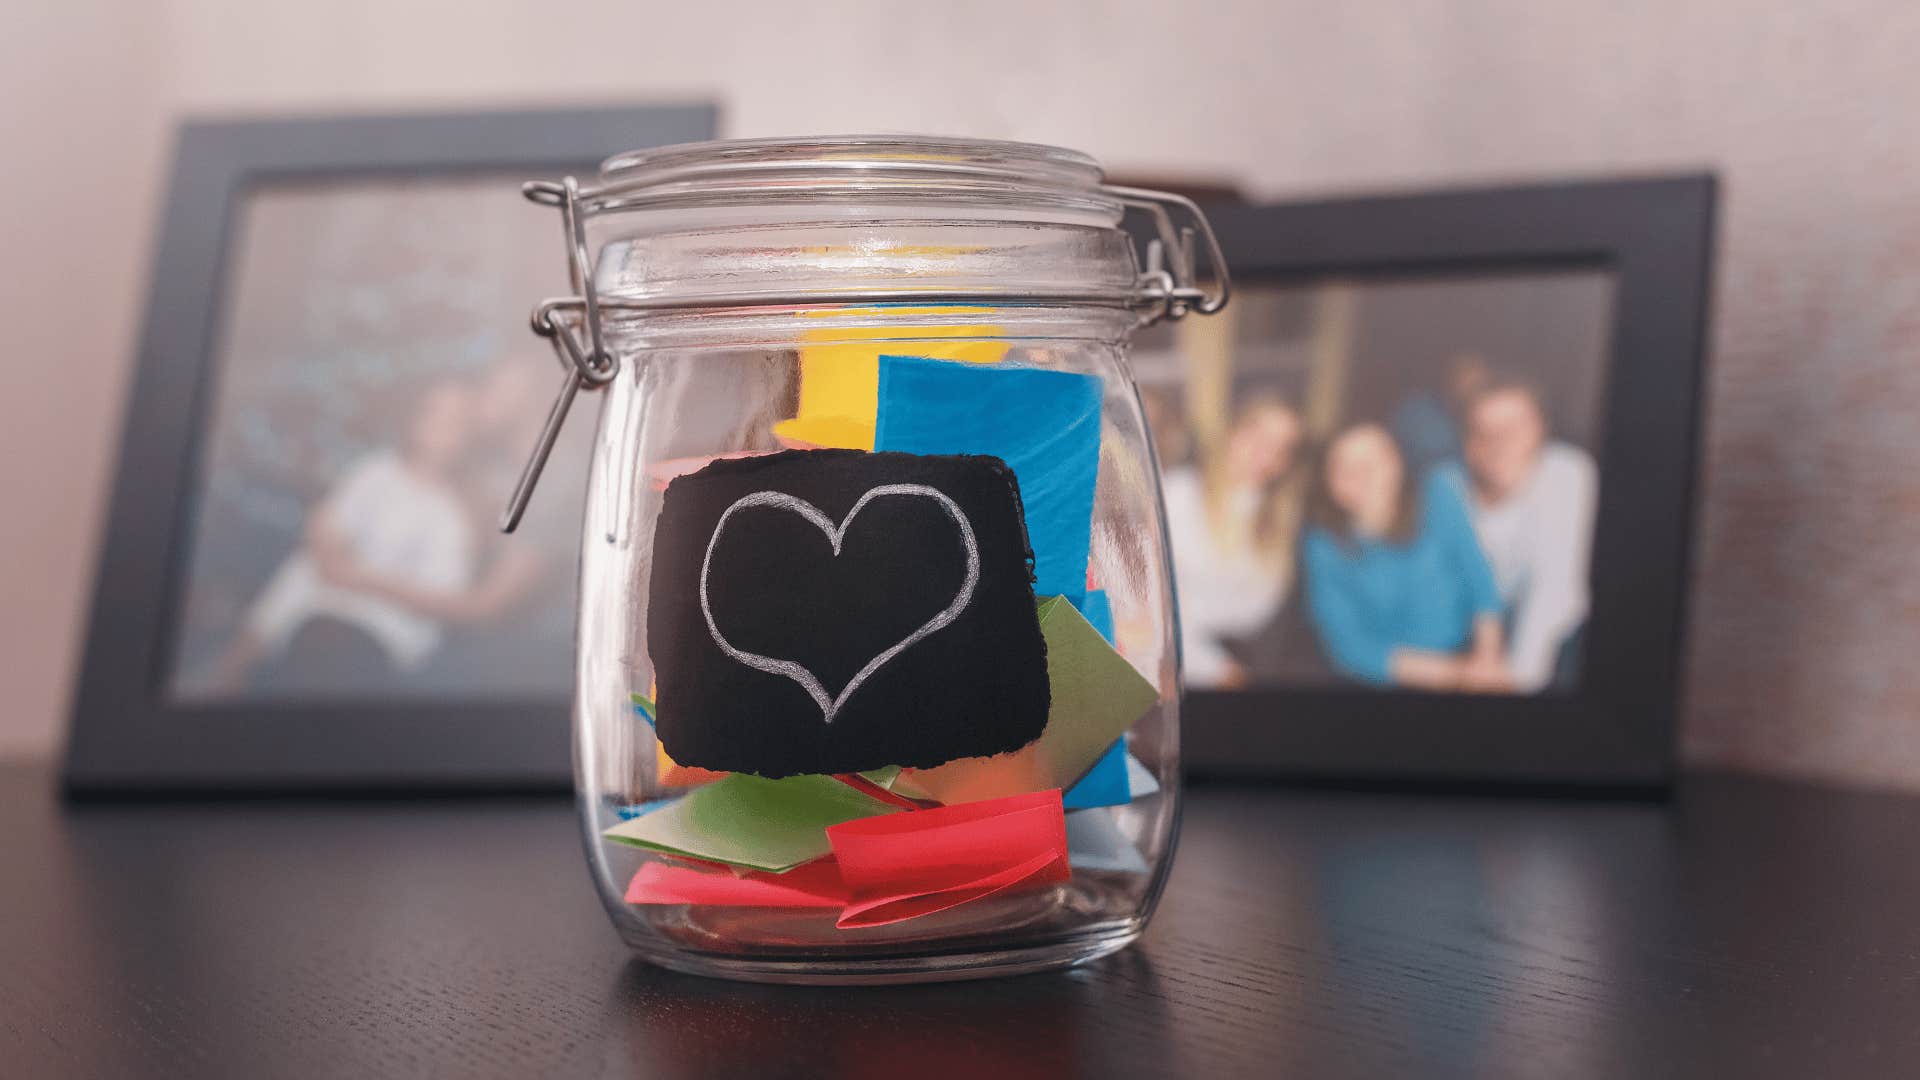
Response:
[5,765,1918,1079]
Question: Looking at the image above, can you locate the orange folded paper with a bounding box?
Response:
[826,789,1070,929]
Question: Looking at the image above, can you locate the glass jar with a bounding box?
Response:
[502,136,1230,983]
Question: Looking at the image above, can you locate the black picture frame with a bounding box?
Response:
[62,104,718,795]
[1179,176,1716,790]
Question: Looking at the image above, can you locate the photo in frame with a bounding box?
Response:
[1163,177,1715,788]
[63,104,718,793]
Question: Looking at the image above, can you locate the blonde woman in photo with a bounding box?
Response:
[1162,393,1305,687]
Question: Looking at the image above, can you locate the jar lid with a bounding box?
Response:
[587,135,1120,222]
[526,135,1226,323]
[499,135,1231,532]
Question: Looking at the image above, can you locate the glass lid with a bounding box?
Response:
[500,135,1232,533]
[595,135,1113,210]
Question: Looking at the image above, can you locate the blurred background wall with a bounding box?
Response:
[4,1,1917,788]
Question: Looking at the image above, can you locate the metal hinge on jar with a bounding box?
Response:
[500,176,1231,533]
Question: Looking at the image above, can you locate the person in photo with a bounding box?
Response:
[1390,351,1494,476]
[200,380,479,694]
[1161,393,1305,687]
[1435,378,1598,692]
[1300,422,1511,691]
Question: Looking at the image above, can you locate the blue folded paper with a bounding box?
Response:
[874,359,1137,808]
[1078,589,1114,643]
[615,798,678,820]
[1063,740,1132,809]
[874,355,1103,607]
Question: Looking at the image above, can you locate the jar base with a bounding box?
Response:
[622,922,1142,985]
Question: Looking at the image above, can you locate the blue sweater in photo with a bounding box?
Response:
[1301,471,1502,685]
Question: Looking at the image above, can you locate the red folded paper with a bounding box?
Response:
[624,791,1072,929]
[826,789,1070,929]
[624,857,847,908]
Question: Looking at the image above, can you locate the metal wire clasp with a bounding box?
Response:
[497,175,1232,532]
[1106,185,1232,322]
[499,178,616,533]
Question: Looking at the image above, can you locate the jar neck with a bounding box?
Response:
[598,301,1141,353]
[591,214,1141,316]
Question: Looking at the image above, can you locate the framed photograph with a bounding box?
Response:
[1162,176,1715,787]
[62,104,717,794]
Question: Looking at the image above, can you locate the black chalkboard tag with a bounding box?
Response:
[648,449,1051,777]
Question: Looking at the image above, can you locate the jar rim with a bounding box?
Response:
[587,135,1121,219]
[600,134,1106,190]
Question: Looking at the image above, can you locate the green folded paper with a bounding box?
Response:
[894,596,1161,805]
[604,773,901,873]
[860,764,904,790]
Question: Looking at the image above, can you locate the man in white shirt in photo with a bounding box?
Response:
[1437,379,1598,694]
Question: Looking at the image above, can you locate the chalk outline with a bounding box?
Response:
[698,484,981,723]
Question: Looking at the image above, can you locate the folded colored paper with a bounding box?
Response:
[773,311,1009,451]
[1064,808,1150,874]
[895,596,1159,805]
[858,764,904,790]
[827,789,1070,928]
[624,857,848,908]
[615,797,678,821]
[1054,594,1133,810]
[604,772,900,873]
[1079,588,1115,643]
[655,740,727,789]
[874,355,1103,606]
[1061,740,1131,809]
[1124,753,1161,800]
[832,768,923,809]
[1062,744,1162,810]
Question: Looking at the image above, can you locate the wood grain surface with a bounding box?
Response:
[5,766,1919,1079]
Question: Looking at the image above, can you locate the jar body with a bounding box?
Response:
[573,306,1183,983]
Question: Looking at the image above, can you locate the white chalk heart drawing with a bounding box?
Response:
[699,484,981,723]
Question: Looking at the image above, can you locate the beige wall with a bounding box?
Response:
[5,2,1918,788]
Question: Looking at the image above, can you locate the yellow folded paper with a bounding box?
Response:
[773,307,1008,451]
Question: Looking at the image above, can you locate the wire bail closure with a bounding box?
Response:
[498,173,1231,533]
[499,177,615,533]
